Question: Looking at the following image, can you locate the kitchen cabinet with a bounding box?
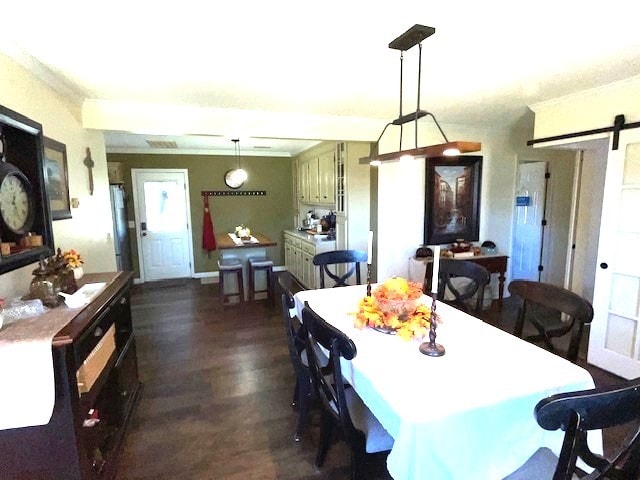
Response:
[335,141,371,255]
[284,230,336,288]
[295,147,335,206]
[0,272,140,480]
[317,150,335,204]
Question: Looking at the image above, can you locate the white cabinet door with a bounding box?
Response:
[588,129,640,378]
[308,157,320,203]
[298,159,309,203]
[318,151,335,205]
[284,237,293,272]
[301,249,314,288]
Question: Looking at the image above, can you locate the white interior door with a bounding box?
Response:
[132,169,193,282]
[588,129,640,378]
[511,162,547,281]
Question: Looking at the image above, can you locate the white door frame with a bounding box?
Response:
[131,168,194,283]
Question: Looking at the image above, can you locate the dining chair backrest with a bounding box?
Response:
[278,272,307,382]
[312,249,367,288]
[508,280,593,363]
[301,303,398,478]
[505,378,640,480]
[301,302,357,435]
[277,272,312,441]
[434,258,490,314]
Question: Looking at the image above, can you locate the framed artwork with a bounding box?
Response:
[424,155,482,245]
[44,137,72,220]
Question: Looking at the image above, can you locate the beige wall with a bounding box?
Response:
[0,53,115,299]
[107,153,294,277]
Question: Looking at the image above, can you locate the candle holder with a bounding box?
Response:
[419,292,445,357]
[366,264,372,297]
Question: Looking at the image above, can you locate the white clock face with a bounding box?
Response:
[0,174,31,233]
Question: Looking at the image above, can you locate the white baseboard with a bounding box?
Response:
[194,265,286,284]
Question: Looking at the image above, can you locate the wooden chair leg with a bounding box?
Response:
[248,265,255,301]
[350,437,368,480]
[315,412,333,467]
[219,271,225,306]
[295,378,312,442]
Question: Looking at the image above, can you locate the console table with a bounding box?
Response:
[415,254,509,309]
[0,271,140,479]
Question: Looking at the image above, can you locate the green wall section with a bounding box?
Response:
[107,153,294,276]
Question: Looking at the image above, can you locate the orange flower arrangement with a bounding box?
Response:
[353,278,431,340]
[62,249,84,269]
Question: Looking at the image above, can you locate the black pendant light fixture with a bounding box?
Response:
[361,24,481,165]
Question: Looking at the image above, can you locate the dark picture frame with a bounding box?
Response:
[424,155,482,245]
[44,137,72,220]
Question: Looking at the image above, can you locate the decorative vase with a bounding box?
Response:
[73,266,84,280]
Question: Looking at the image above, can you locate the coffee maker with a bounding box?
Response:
[324,211,336,239]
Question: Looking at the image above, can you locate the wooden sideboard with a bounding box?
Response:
[422,254,509,309]
[0,272,141,479]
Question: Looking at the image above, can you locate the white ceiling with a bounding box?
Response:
[2,1,640,156]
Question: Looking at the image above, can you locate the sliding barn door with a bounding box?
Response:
[588,129,640,378]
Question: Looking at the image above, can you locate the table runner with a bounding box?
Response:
[0,273,116,430]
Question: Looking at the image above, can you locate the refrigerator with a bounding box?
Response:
[109,184,133,272]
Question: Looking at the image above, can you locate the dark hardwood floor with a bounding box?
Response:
[115,278,626,480]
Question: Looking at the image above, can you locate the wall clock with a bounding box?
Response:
[0,159,35,235]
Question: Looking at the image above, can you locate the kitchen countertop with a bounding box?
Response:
[284,229,336,244]
[216,232,277,249]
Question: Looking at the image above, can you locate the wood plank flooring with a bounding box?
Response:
[115,278,388,480]
[115,278,625,480]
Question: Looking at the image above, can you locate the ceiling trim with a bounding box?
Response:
[0,39,87,105]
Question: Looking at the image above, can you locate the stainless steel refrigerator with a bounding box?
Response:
[109,184,133,271]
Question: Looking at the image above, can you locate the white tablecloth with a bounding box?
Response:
[294,285,600,480]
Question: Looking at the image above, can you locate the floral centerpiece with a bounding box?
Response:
[234,225,251,239]
[353,277,431,340]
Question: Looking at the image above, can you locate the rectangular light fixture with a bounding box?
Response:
[359,141,482,164]
[361,25,481,166]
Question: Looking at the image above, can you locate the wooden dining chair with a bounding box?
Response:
[277,272,312,441]
[508,280,593,363]
[433,258,490,315]
[312,249,367,288]
[302,302,394,480]
[503,377,640,480]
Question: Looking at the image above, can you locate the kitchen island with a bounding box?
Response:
[216,232,277,301]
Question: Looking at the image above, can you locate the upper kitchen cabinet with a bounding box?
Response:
[334,141,372,253]
[296,145,336,206]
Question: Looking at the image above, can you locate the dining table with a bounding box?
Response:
[293,284,601,480]
[216,232,277,301]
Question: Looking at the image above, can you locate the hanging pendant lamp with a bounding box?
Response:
[361,24,481,165]
[224,138,248,189]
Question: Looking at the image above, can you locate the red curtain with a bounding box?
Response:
[202,196,216,252]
